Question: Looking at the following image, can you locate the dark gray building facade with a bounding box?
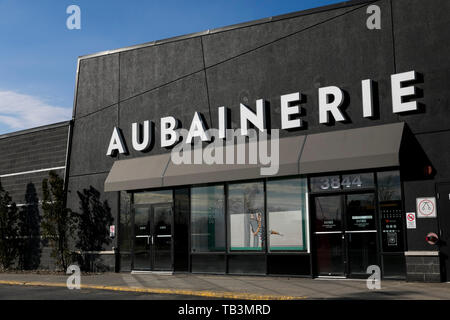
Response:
[0,121,69,269]
[2,0,449,282]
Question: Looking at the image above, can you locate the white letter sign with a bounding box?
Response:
[391,70,418,113]
[240,100,266,135]
[281,92,302,129]
[362,79,374,118]
[132,120,153,152]
[106,127,127,156]
[319,86,346,124]
[186,112,211,143]
[161,116,179,148]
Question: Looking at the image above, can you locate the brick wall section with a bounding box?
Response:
[0,122,69,270]
[1,169,65,205]
[0,122,69,203]
[0,124,68,173]
[406,256,441,282]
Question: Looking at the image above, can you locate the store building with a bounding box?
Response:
[66,0,450,282]
[2,0,448,281]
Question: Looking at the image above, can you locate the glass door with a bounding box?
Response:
[152,204,173,270]
[345,193,378,277]
[133,203,173,271]
[313,193,379,277]
[133,206,152,270]
[313,195,345,276]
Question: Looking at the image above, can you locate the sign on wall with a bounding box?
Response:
[310,173,374,192]
[406,212,416,229]
[106,70,420,156]
[416,197,437,218]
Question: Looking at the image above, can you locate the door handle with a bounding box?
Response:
[151,235,154,245]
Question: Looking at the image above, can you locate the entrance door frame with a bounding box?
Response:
[310,190,381,278]
[436,182,450,282]
[131,201,175,271]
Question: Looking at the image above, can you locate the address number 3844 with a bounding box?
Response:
[319,175,363,190]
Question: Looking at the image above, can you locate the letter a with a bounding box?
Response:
[66,5,81,30]
[106,127,127,156]
[366,5,381,30]
[366,265,381,290]
[66,265,81,290]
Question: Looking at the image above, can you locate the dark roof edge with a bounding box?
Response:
[78,0,377,61]
[0,120,71,140]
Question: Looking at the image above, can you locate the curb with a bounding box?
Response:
[0,280,307,300]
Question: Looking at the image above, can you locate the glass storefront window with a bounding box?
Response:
[134,190,173,204]
[346,193,376,231]
[377,171,404,253]
[377,171,401,201]
[191,185,225,252]
[315,195,342,232]
[341,173,374,190]
[267,178,308,251]
[311,175,341,192]
[228,181,265,251]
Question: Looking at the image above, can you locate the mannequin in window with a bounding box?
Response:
[249,211,262,248]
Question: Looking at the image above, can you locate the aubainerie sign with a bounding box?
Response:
[106,70,420,156]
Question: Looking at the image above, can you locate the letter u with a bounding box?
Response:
[132,120,153,152]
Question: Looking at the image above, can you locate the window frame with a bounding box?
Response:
[266,176,309,253]
[226,179,266,253]
[190,184,226,253]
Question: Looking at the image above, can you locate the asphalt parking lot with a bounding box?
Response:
[0,272,448,300]
[0,283,207,300]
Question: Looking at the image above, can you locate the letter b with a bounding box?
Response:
[161,117,180,148]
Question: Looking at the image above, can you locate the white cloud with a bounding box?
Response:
[0,90,71,132]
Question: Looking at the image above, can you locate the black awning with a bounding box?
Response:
[104,122,405,192]
[299,122,404,174]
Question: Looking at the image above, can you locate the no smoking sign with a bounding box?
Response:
[416,197,437,218]
[406,212,416,229]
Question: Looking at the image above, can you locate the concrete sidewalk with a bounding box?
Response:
[0,272,448,300]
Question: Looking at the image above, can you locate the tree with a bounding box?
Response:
[41,171,75,270]
[0,179,19,270]
[17,183,41,270]
[74,187,113,271]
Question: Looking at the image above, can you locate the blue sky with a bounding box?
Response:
[0,0,343,134]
